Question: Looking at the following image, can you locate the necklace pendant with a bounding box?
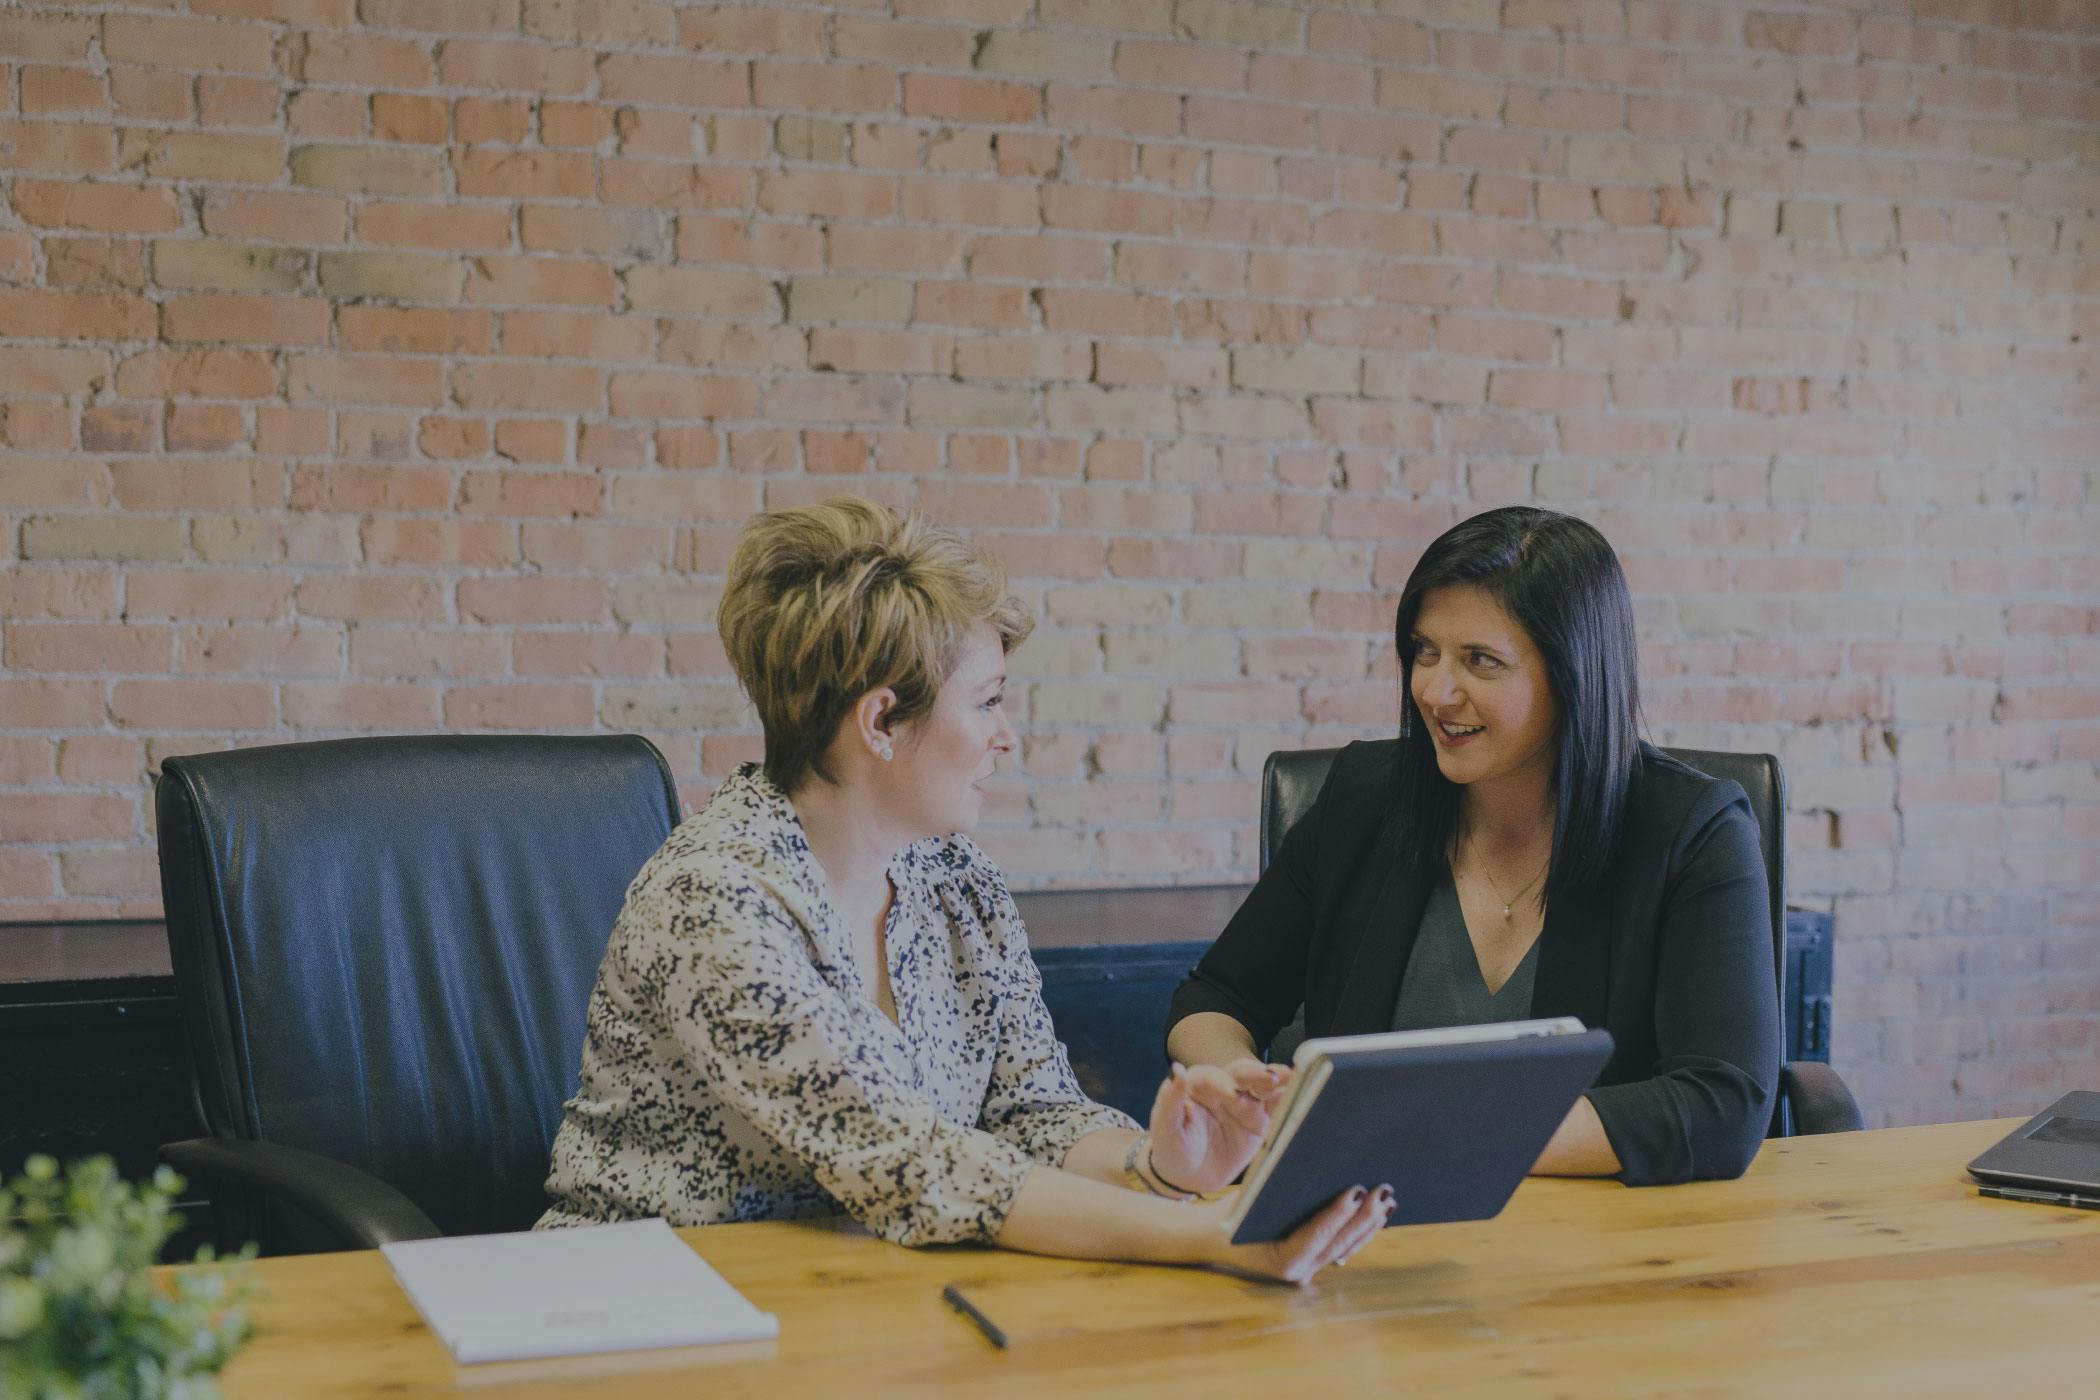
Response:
[1501,903,1512,921]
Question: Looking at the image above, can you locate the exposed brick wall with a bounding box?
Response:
[1,1,2096,1127]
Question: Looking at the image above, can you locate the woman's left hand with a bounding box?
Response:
[1145,1060,1293,1196]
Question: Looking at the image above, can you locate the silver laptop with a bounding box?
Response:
[1968,1091,2100,1205]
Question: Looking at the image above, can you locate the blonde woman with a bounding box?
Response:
[540,498,1388,1283]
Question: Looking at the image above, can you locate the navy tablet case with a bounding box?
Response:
[1229,1028,1617,1245]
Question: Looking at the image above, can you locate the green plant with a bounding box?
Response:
[0,1155,256,1400]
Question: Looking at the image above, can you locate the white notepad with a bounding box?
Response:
[381,1218,780,1364]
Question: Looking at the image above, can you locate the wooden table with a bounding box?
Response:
[188,1118,2100,1398]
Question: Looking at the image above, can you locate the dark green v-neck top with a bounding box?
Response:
[1389,874,1540,1031]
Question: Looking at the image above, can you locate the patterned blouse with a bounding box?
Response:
[538,764,1135,1246]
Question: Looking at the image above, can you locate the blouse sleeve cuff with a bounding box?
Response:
[858,1122,1040,1248]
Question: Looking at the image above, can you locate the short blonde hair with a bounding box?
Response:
[717,497,1032,794]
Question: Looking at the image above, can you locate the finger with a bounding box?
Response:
[1179,1072,1270,1137]
[1309,1188,1390,1276]
[1277,1187,1367,1284]
[1226,1060,1292,1102]
[1331,1190,1394,1266]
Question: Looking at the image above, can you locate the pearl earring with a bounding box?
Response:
[874,739,893,761]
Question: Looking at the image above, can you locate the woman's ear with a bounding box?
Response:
[852,687,899,761]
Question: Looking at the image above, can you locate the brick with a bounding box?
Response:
[459,255,617,307]
[1115,39,1246,91]
[519,0,675,43]
[496,417,571,464]
[904,73,1041,125]
[783,275,909,325]
[437,40,593,93]
[600,369,750,421]
[45,239,144,291]
[112,679,274,730]
[111,459,279,514]
[153,240,308,294]
[354,201,511,251]
[7,622,171,674]
[457,576,607,624]
[600,159,752,210]
[522,206,665,259]
[447,680,596,730]
[0,119,110,175]
[287,89,365,139]
[895,382,1027,429]
[599,53,749,106]
[0,290,154,340]
[0,15,96,62]
[21,516,185,563]
[804,328,948,377]
[753,61,894,113]
[291,144,444,197]
[454,148,601,202]
[13,180,182,234]
[288,354,445,407]
[177,625,344,680]
[515,633,666,678]
[162,294,332,346]
[104,15,275,73]
[197,75,281,129]
[203,191,347,243]
[0,794,133,844]
[282,681,439,731]
[621,267,773,320]
[338,307,492,355]
[317,252,465,304]
[451,468,600,518]
[127,570,292,621]
[1232,346,1361,395]
[974,28,1111,79]
[912,281,1030,330]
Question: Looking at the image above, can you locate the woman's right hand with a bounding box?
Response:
[1203,1184,1395,1286]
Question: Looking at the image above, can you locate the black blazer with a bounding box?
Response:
[1168,740,1780,1186]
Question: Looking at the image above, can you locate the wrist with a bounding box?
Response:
[1123,1133,1196,1201]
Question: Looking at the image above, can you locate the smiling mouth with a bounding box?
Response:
[1438,721,1484,739]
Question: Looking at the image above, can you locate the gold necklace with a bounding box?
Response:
[1466,834,1549,923]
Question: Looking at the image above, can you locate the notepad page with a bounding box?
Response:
[382,1218,780,1364]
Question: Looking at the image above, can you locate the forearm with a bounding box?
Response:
[1059,1125,1140,1185]
[992,1164,1224,1267]
[1166,1011,1258,1069]
[1530,1094,1623,1177]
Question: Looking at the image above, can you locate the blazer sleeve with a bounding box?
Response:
[643,862,1038,1248]
[1586,794,1782,1185]
[1165,765,1326,1054]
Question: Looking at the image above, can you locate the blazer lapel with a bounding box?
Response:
[1530,887,1610,1030]
[1326,804,1432,1036]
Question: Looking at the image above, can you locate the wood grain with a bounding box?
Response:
[185,1118,2100,1398]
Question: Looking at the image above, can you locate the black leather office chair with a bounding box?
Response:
[155,734,680,1254]
[1259,746,1864,1137]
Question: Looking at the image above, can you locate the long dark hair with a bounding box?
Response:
[1392,506,1641,906]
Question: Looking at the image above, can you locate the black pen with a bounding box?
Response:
[942,1284,1008,1350]
[1978,1183,2100,1210]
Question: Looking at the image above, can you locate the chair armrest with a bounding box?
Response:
[161,1138,442,1249]
[1781,1061,1864,1136]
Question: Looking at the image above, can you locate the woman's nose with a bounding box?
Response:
[991,711,1017,754]
[1416,660,1459,707]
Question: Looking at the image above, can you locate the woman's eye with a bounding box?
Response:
[1469,652,1503,671]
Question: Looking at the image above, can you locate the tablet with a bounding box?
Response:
[1221,1018,1616,1245]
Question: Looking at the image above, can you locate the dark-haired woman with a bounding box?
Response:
[1166,507,1780,1184]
